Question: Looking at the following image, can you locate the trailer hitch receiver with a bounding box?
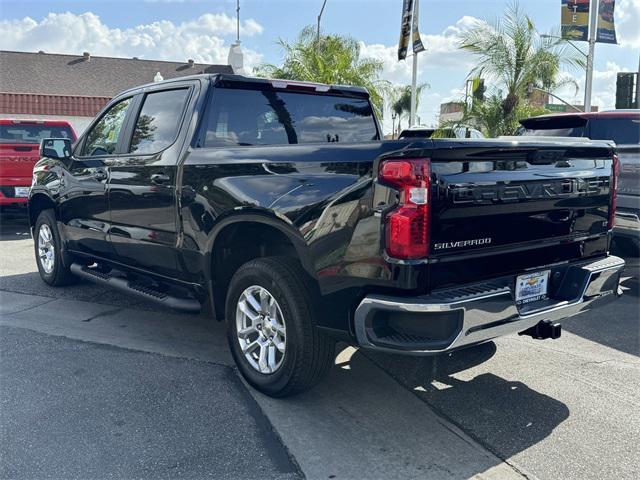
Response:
[519,320,562,340]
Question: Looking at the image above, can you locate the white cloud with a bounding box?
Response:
[359,16,476,86]
[616,0,640,48]
[557,61,634,111]
[360,16,478,130]
[0,12,264,68]
[366,6,638,130]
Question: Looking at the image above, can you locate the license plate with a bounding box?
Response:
[14,187,30,198]
[515,270,550,305]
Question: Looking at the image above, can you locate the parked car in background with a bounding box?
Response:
[519,110,640,253]
[398,125,484,139]
[0,119,76,209]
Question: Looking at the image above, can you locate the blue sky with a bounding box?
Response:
[1,0,639,128]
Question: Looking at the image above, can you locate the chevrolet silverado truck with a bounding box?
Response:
[520,110,640,254]
[0,119,76,209]
[29,74,624,397]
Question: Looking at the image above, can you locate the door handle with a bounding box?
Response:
[92,169,108,181]
[150,173,171,185]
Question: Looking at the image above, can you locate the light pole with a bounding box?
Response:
[392,113,397,139]
[584,0,599,112]
[540,34,588,60]
[317,0,328,44]
[528,84,583,112]
[540,33,589,110]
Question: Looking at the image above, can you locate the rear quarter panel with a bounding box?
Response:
[177,141,431,297]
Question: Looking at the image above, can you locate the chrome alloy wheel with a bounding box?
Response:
[236,285,286,374]
[37,224,55,274]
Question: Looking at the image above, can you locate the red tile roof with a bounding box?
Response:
[0,92,110,117]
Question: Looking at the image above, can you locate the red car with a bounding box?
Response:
[0,119,76,208]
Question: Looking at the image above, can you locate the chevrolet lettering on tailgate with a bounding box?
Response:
[449,178,608,204]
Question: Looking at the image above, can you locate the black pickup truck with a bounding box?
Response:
[30,74,624,396]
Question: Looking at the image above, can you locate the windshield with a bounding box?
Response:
[203,88,379,147]
[0,124,75,144]
[399,129,437,139]
[521,127,587,137]
[519,115,640,144]
[519,116,587,137]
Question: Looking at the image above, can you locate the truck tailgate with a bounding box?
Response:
[427,141,614,287]
[0,143,40,179]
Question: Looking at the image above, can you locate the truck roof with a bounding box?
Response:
[118,73,371,99]
[524,109,640,122]
[0,118,75,126]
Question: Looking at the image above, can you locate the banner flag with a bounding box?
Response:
[398,0,413,60]
[596,0,617,43]
[412,0,425,54]
[561,0,589,42]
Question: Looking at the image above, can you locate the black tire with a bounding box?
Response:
[225,256,335,397]
[34,209,76,286]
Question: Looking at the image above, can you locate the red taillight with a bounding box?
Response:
[608,154,619,229]
[379,158,431,259]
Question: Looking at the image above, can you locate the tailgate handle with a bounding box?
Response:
[529,150,566,164]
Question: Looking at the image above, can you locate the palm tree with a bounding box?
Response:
[256,26,389,117]
[458,2,584,135]
[390,84,429,135]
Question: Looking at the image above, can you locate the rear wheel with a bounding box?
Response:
[34,209,75,286]
[225,257,334,397]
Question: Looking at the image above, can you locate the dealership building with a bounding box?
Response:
[0,50,232,134]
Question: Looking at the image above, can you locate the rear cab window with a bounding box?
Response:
[202,86,379,147]
[519,115,588,137]
[589,118,640,145]
[520,114,640,144]
[129,88,191,154]
[0,123,75,144]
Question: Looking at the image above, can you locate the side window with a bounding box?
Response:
[82,98,132,156]
[203,88,378,147]
[129,89,190,154]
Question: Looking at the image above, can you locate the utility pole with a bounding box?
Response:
[584,0,599,112]
[317,0,328,44]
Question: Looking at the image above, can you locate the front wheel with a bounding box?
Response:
[225,257,335,397]
[34,209,75,286]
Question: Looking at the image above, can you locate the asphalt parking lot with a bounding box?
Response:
[1,210,639,480]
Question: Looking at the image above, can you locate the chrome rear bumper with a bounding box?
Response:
[354,255,625,354]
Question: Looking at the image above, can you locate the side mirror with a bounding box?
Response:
[40,138,72,161]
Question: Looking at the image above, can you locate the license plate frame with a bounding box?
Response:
[515,270,550,306]
[14,187,30,198]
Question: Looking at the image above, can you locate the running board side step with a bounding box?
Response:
[70,263,201,313]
